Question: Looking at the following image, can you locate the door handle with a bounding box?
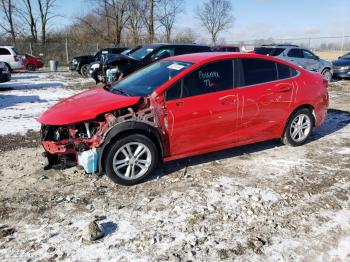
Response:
[274,83,292,93]
[176,101,183,107]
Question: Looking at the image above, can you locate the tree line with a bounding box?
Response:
[0,0,234,50]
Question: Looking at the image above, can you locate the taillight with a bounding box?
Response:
[14,55,19,62]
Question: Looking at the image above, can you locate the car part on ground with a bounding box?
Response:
[0,61,11,83]
[332,52,350,79]
[0,46,24,71]
[38,53,329,185]
[253,44,333,81]
[90,43,212,84]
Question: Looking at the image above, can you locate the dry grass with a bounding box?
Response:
[315,50,349,61]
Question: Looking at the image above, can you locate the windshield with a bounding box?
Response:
[341,53,350,59]
[254,47,285,56]
[129,46,157,60]
[121,49,131,55]
[109,60,193,97]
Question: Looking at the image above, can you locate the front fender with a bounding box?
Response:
[97,121,164,175]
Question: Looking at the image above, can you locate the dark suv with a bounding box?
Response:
[92,43,212,83]
[69,47,128,77]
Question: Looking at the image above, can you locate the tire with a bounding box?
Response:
[4,63,11,73]
[282,108,314,146]
[321,69,332,82]
[104,134,158,186]
[26,63,36,71]
[80,64,90,77]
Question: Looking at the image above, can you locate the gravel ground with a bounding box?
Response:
[0,74,350,261]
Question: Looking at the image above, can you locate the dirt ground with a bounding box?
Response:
[0,75,350,261]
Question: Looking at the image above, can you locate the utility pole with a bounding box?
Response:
[65,37,69,64]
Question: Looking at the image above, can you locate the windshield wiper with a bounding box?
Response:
[112,87,130,96]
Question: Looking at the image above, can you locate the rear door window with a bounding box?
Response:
[302,49,317,60]
[254,48,285,56]
[165,60,233,101]
[288,49,303,58]
[277,62,298,79]
[240,58,278,86]
[0,48,11,55]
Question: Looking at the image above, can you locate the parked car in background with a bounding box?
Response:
[0,46,24,71]
[0,61,11,82]
[254,44,333,81]
[38,53,328,185]
[212,45,240,52]
[21,53,44,71]
[88,45,142,83]
[90,43,212,83]
[332,52,350,79]
[69,47,128,77]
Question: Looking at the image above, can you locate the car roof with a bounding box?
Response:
[164,52,303,69]
[257,44,299,48]
[0,46,15,49]
[143,43,209,48]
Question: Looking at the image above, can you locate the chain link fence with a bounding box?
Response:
[1,35,349,67]
[228,36,350,60]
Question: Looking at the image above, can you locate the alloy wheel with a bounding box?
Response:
[289,114,312,143]
[112,142,152,180]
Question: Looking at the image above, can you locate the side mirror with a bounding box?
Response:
[315,56,320,60]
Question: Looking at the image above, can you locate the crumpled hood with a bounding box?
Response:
[102,54,138,66]
[38,86,141,125]
[72,55,94,60]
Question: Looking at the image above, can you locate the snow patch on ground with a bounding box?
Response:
[0,71,93,135]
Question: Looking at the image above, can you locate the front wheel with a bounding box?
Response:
[104,134,158,185]
[80,64,90,77]
[282,108,313,146]
[26,63,36,71]
[321,69,332,82]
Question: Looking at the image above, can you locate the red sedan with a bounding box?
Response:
[38,53,329,185]
[22,53,44,71]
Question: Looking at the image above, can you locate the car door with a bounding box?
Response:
[233,58,297,142]
[287,48,305,68]
[301,49,319,71]
[163,60,238,156]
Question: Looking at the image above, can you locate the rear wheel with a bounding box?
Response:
[282,108,313,146]
[4,63,11,73]
[80,64,90,77]
[104,134,158,185]
[321,69,332,82]
[26,63,36,71]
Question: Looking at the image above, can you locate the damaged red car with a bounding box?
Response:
[38,53,329,185]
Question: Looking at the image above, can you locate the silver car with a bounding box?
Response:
[254,44,333,81]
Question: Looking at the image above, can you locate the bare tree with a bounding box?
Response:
[37,0,57,46]
[106,0,129,46]
[196,0,234,45]
[19,0,38,42]
[141,0,157,43]
[157,0,183,42]
[127,0,144,45]
[0,0,17,44]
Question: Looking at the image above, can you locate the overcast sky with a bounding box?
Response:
[55,0,350,42]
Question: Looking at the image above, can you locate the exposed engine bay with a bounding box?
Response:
[40,98,164,172]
